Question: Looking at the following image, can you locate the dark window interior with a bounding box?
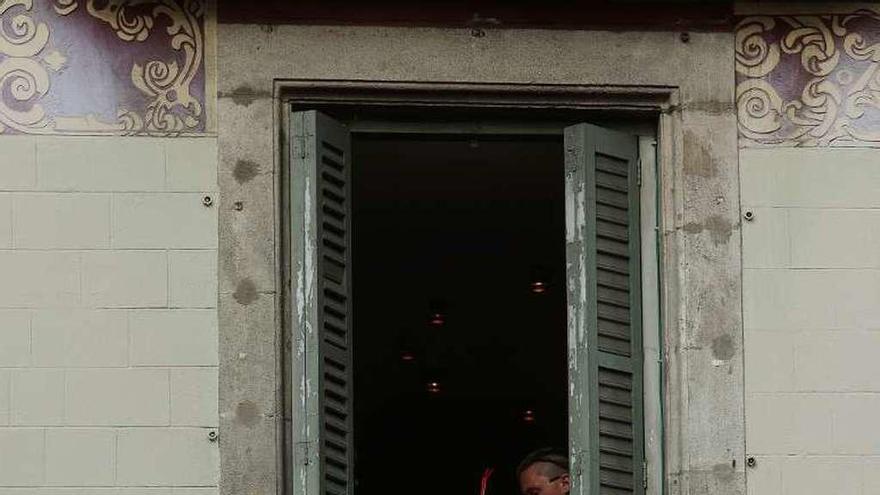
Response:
[352,133,567,495]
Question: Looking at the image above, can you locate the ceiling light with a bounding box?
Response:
[429,312,445,326]
[530,266,551,294]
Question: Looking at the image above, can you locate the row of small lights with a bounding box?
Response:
[397,278,548,423]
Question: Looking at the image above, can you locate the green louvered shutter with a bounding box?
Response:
[291,110,354,495]
[565,123,644,495]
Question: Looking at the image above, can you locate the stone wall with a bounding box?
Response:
[735,5,880,494]
[20,1,880,494]
[741,148,880,494]
[0,135,219,494]
[217,23,742,495]
[0,1,218,492]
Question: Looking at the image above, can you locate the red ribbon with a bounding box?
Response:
[480,467,495,495]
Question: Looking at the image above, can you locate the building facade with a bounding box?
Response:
[0,1,878,494]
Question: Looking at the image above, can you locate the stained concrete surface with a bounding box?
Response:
[217,23,742,495]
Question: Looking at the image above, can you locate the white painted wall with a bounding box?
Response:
[741,147,880,494]
[0,136,219,494]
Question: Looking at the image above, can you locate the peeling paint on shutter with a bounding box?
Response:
[291,110,354,495]
[565,123,644,495]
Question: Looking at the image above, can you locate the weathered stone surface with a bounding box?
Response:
[217,22,742,495]
[218,25,731,104]
[219,291,279,495]
[218,95,277,296]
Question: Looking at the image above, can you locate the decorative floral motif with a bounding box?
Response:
[83,0,204,133]
[0,0,52,133]
[736,12,880,146]
[52,0,77,16]
[83,0,156,42]
[0,0,207,135]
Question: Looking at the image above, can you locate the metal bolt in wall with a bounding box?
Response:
[208,430,218,442]
[743,210,754,221]
[746,456,756,468]
[202,195,214,207]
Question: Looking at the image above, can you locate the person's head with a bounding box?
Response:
[516,448,570,495]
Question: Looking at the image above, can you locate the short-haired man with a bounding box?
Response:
[516,448,570,495]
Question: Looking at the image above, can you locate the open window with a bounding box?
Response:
[290,111,355,495]
[564,124,645,495]
[289,110,647,495]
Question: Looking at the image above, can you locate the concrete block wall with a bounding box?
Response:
[741,148,880,494]
[0,136,219,494]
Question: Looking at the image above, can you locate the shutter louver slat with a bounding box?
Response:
[322,168,345,186]
[323,249,346,268]
[598,221,629,243]
[596,203,629,225]
[597,238,630,258]
[599,400,633,423]
[323,220,346,237]
[321,156,344,173]
[597,254,630,276]
[322,237,347,255]
[600,451,635,473]
[597,317,630,337]
[323,190,346,208]
[598,270,629,291]
[597,186,629,210]
[291,110,354,495]
[598,304,630,325]
[321,140,345,159]
[595,154,629,176]
[322,203,346,221]
[598,286,630,308]
[565,123,644,495]
[597,336,631,358]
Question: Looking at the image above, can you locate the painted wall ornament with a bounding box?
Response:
[0,0,208,135]
[736,11,880,146]
[0,0,52,133]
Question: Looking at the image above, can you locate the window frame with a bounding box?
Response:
[281,82,669,495]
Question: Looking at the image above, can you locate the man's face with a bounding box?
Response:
[518,464,570,495]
